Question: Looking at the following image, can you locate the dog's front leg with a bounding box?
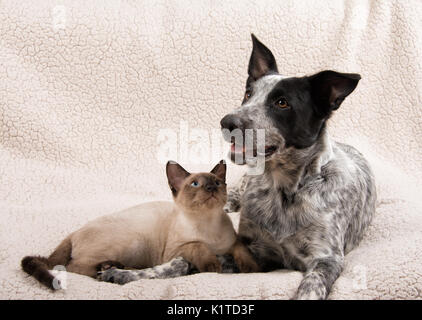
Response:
[97,257,192,284]
[224,174,249,213]
[224,187,241,213]
[294,255,344,300]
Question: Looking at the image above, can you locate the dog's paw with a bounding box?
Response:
[294,280,327,300]
[294,288,326,300]
[97,268,138,285]
[223,201,239,213]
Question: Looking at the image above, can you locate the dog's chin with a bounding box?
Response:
[229,143,278,165]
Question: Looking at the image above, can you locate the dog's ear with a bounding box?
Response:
[210,160,226,182]
[166,161,190,196]
[248,34,278,80]
[309,70,361,117]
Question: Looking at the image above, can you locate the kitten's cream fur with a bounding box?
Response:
[21,161,258,289]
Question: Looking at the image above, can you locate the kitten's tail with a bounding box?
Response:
[21,236,72,290]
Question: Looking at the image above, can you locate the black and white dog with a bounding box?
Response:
[98,35,376,300]
[219,34,376,299]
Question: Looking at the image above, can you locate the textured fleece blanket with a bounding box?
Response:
[1,0,422,300]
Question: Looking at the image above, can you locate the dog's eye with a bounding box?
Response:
[191,181,200,187]
[276,97,289,109]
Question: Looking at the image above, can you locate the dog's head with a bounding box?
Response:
[221,34,361,164]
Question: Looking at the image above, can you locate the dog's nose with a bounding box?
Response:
[220,114,246,132]
[204,182,218,193]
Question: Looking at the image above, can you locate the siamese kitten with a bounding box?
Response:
[21,160,258,289]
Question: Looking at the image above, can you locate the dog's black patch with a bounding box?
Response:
[264,77,325,149]
[262,72,360,149]
[238,34,361,150]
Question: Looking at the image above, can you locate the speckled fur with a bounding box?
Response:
[97,257,192,284]
[229,129,376,299]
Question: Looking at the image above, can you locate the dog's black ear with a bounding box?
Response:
[210,160,226,182]
[166,161,190,196]
[309,70,361,117]
[248,34,278,80]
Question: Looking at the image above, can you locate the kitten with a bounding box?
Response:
[21,160,258,289]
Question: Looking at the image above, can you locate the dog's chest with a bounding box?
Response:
[241,175,323,241]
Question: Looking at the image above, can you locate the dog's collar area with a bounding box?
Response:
[263,130,334,193]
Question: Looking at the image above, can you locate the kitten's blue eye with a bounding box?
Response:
[216,181,220,186]
[191,181,199,187]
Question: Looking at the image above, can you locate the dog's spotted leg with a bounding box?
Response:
[224,174,249,213]
[97,254,246,285]
[97,257,192,285]
[97,255,241,285]
[294,256,344,300]
[280,226,345,300]
[239,216,345,300]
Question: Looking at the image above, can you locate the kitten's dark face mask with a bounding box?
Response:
[166,161,227,211]
[180,173,227,210]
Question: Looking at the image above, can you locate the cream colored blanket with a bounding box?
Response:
[1,0,421,299]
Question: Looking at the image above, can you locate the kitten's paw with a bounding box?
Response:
[198,259,222,273]
[235,256,260,273]
[96,260,125,272]
[233,247,260,273]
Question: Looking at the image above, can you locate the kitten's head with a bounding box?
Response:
[166,160,227,212]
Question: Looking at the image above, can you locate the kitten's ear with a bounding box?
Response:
[166,161,190,196]
[248,34,278,80]
[210,160,226,182]
[309,70,361,117]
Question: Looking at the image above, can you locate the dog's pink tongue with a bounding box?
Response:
[231,143,245,153]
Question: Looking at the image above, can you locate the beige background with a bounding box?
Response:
[1,0,421,299]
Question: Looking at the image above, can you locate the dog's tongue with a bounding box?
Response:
[231,143,245,153]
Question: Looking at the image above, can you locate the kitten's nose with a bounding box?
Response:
[204,182,218,193]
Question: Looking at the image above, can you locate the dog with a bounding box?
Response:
[220,34,376,299]
[97,34,376,300]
